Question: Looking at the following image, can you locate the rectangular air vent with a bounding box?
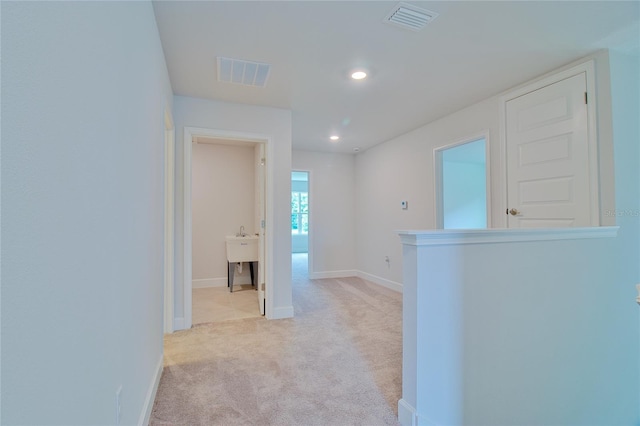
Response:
[217,57,270,88]
[384,2,439,31]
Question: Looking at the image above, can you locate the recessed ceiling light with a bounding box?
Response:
[351,70,367,80]
[330,135,340,141]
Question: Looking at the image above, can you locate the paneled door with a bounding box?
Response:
[506,72,594,228]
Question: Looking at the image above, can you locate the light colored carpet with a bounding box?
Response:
[150,254,402,425]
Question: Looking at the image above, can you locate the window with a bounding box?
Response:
[291,191,308,234]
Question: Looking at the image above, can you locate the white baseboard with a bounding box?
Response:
[138,354,163,426]
[398,398,441,426]
[309,269,357,280]
[357,270,403,293]
[173,317,185,331]
[398,399,416,426]
[269,305,294,319]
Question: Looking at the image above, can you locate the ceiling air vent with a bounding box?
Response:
[217,57,271,88]
[384,2,439,31]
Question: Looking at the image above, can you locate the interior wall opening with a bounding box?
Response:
[182,126,271,330]
[291,170,309,278]
[435,136,489,229]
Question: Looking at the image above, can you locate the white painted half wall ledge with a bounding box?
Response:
[398,226,619,246]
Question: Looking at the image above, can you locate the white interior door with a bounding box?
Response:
[506,72,593,228]
[256,144,266,315]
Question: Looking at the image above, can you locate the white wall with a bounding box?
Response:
[192,143,255,285]
[609,49,640,276]
[173,96,292,320]
[400,228,638,425]
[355,97,501,287]
[292,151,356,278]
[609,49,640,421]
[355,51,617,288]
[1,2,173,424]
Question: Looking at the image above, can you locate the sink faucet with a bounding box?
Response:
[238,225,246,237]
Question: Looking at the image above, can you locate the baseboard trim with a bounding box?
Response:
[398,399,417,426]
[309,270,357,280]
[398,398,441,426]
[357,271,403,293]
[138,354,163,426]
[269,305,294,319]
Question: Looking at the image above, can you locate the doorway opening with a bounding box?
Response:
[291,171,310,279]
[182,127,271,330]
[435,135,491,229]
[190,137,263,325]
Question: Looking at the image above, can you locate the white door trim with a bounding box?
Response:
[433,130,492,229]
[163,108,175,334]
[499,59,599,228]
[183,126,273,329]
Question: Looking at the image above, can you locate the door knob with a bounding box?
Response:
[509,208,520,216]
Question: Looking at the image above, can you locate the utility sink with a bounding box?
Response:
[225,235,259,262]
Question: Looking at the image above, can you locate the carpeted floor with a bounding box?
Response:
[150,254,402,425]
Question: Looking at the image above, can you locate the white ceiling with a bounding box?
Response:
[153,1,639,154]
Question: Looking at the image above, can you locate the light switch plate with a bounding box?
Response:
[401,200,408,210]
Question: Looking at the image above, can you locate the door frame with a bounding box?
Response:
[183,126,273,329]
[433,131,492,229]
[499,59,599,228]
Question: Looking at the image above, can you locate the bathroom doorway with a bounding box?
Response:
[434,135,491,229]
[291,171,309,278]
[182,127,270,329]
